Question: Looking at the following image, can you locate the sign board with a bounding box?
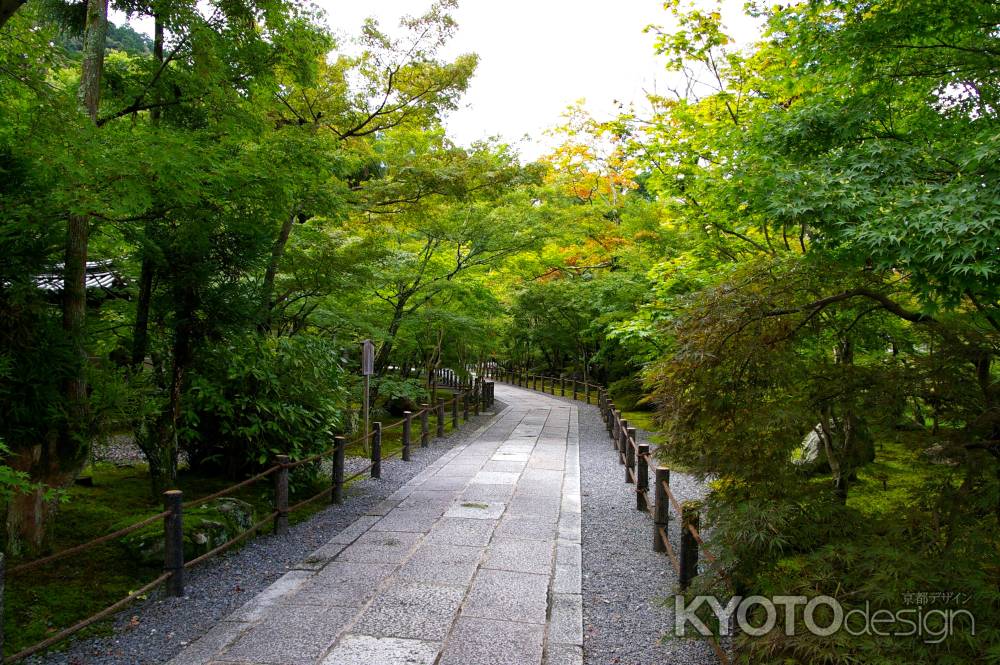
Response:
[361,339,374,376]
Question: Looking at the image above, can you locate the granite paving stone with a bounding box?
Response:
[425,516,500,546]
[396,542,484,585]
[481,459,527,473]
[219,604,354,665]
[549,593,585,645]
[320,635,440,665]
[417,475,470,491]
[397,490,459,509]
[461,569,550,624]
[353,582,465,640]
[369,508,444,533]
[443,500,506,520]
[483,538,554,575]
[438,617,545,665]
[226,571,313,622]
[494,513,559,540]
[470,470,521,485]
[459,483,516,502]
[334,530,422,563]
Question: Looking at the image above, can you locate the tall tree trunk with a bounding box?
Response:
[131,14,163,367]
[131,258,155,366]
[7,0,111,552]
[149,286,195,496]
[818,412,846,503]
[64,0,106,430]
[5,437,82,554]
[260,211,298,331]
[78,0,108,122]
[373,297,409,376]
[0,0,27,30]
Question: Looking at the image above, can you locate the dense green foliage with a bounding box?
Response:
[500,1,1000,662]
[0,0,538,579]
[1,0,998,661]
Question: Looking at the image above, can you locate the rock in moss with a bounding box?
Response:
[119,498,256,566]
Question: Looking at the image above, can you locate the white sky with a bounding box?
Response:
[322,0,761,160]
[117,1,761,161]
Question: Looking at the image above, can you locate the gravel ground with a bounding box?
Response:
[91,436,189,468]
[28,404,506,665]
[540,392,720,665]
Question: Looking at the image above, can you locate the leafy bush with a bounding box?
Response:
[181,333,348,476]
[608,376,653,412]
[375,374,428,415]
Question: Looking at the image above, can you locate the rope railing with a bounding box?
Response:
[7,509,171,576]
[182,465,282,509]
[2,378,497,663]
[6,571,172,663]
[490,363,730,665]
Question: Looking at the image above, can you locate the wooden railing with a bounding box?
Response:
[1,381,496,663]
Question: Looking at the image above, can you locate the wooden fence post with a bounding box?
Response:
[163,490,184,597]
[532,374,538,391]
[474,384,480,416]
[607,401,616,434]
[402,412,412,462]
[463,391,470,421]
[636,443,649,511]
[274,455,289,534]
[560,376,565,396]
[332,436,346,503]
[452,395,459,428]
[572,379,578,400]
[437,400,445,437]
[625,425,635,479]
[372,422,382,478]
[0,551,4,659]
[680,501,701,589]
[420,405,430,447]
[617,415,627,459]
[653,467,670,552]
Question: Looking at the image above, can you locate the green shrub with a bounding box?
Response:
[608,376,653,412]
[376,374,428,415]
[181,333,348,476]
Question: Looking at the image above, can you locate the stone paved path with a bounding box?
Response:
[168,384,582,665]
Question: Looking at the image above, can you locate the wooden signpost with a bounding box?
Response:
[361,339,374,448]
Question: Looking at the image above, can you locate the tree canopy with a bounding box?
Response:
[1,0,998,661]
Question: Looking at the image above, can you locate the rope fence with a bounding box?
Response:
[1,375,497,663]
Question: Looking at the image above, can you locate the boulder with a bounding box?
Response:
[386,395,419,416]
[793,424,831,474]
[793,420,875,475]
[119,497,256,566]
